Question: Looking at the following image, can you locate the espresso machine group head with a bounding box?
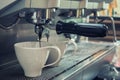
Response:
[25,10,50,41]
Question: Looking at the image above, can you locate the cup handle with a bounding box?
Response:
[68,40,78,53]
[44,46,61,67]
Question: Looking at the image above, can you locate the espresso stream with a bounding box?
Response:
[38,35,49,47]
[38,40,41,47]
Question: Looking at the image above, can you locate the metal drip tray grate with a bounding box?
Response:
[0,42,114,80]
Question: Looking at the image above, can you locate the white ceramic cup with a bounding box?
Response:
[14,41,61,77]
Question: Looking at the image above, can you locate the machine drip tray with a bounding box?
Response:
[0,41,115,80]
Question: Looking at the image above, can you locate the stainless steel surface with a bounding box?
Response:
[0,0,50,17]
[0,0,112,18]
[55,42,115,80]
[78,0,110,10]
[0,0,77,17]
[0,0,21,17]
[0,41,115,80]
[0,0,16,10]
[67,0,113,3]
[98,64,120,80]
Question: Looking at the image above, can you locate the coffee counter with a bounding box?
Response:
[0,41,115,80]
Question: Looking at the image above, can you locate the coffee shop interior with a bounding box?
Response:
[0,0,120,80]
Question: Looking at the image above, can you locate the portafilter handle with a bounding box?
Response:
[56,21,108,37]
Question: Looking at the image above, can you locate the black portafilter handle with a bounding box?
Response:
[56,21,108,37]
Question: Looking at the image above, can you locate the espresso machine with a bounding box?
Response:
[0,0,109,41]
[0,0,116,80]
